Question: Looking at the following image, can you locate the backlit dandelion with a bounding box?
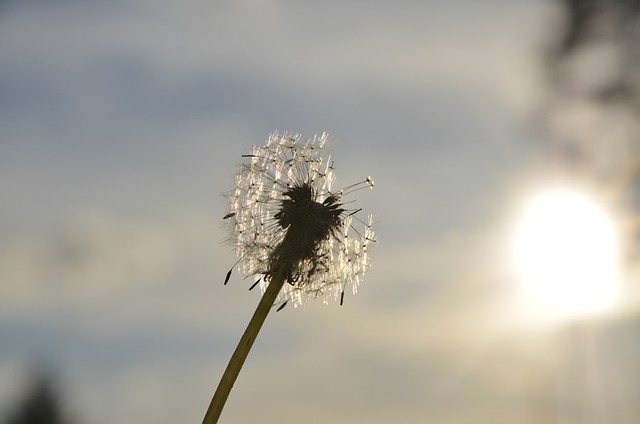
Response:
[225,130,375,307]
[202,131,376,424]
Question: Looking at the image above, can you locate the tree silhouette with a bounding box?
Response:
[544,0,640,228]
[5,375,71,424]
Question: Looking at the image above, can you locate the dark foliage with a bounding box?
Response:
[5,376,70,424]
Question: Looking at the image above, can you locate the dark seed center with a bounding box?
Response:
[270,183,344,281]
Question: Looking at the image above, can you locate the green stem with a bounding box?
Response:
[202,270,286,424]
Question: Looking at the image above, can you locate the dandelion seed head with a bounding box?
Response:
[225,131,376,306]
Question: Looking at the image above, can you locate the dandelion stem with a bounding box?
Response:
[202,269,286,424]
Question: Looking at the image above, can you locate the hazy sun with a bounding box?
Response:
[512,188,621,319]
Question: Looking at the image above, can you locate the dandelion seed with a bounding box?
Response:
[248,278,261,291]
[224,130,376,306]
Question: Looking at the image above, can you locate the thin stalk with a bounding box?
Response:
[202,269,286,424]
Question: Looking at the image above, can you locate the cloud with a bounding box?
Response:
[0,215,179,328]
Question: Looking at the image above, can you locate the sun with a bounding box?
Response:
[512,187,621,320]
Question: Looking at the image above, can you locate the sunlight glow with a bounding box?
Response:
[513,188,620,319]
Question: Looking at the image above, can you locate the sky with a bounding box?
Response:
[2,1,640,423]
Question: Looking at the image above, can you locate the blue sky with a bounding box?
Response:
[2,1,640,423]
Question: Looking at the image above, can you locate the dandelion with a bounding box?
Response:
[227,131,375,306]
[202,131,375,424]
